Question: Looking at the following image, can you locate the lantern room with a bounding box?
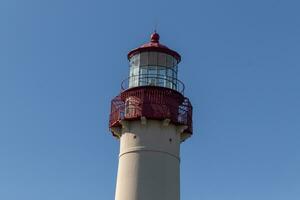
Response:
[126,32,183,92]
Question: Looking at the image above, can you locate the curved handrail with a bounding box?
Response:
[121,75,185,94]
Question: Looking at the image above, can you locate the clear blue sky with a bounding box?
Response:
[1,0,299,199]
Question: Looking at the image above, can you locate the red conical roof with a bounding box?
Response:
[127,32,181,62]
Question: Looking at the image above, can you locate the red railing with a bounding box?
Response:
[109,86,193,134]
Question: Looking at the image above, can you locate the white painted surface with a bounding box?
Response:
[114,120,182,200]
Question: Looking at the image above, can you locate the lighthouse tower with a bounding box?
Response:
[109,32,193,200]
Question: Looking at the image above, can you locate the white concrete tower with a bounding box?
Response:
[109,32,193,200]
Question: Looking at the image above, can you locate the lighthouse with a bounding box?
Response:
[109,32,193,200]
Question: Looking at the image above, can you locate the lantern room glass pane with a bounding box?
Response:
[158,67,166,77]
[140,67,147,75]
[148,52,157,65]
[166,55,174,67]
[158,53,167,66]
[130,54,139,67]
[140,52,148,66]
[167,68,172,77]
[133,66,139,75]
[148,66,157,76]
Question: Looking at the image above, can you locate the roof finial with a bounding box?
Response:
[150,31,160,43]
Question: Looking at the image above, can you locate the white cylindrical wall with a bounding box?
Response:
[115,120,181,200]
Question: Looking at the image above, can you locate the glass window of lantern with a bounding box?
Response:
[133,66,139,76]
[158,67,166,77]
[166,55,174,67]
[140,67,147,75]
[129,56,134,66]
[134,76,139,87]
[173,70,176,79]
[128,76,134,87]
[129,56,138,75]
[147,66,156,85]
[129,65,139,77]
[167,68,173,78]
[129,75,138,87]
[139,67,148,86]
[129,54,141,88]
[129,66,133,77]
[135,54,140,66]
[130,54,139,67]
[157,67,166,87]
[158,53,167,66]
[157,79,164,87]
[140,52,148,66]
[148,66,157,76]
[148,52,157,65]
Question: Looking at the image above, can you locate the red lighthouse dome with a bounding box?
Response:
[127,32,181,62]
